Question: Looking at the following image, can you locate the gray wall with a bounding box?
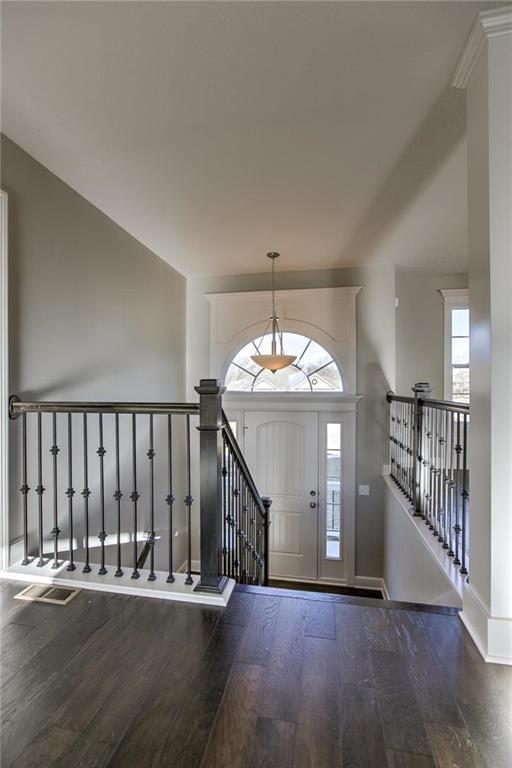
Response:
[187,265,396,578]
[2,135,188,570]
[396,266,468,398]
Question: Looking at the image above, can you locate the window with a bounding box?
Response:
[325,423,342,559]
[224,332,343,392]
[441,289,469,403]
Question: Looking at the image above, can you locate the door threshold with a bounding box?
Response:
[268,578,383,600]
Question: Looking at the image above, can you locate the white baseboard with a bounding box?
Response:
[1,559,234,607]
[461,583,512,666]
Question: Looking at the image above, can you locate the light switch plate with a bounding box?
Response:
[358,484,370,496]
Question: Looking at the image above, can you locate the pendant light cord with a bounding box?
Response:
[271,254,276,320]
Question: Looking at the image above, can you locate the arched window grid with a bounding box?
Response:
[224,332,344,393]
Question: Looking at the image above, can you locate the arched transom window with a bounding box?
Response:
[224,332,343,392]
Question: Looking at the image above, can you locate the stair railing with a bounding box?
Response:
[221,412,270,586]
[387,383,470,577]
[8,379,270,592]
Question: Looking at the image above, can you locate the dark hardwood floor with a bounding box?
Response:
[1,578,511,767]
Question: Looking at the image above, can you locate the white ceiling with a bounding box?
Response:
[1,2,496,275]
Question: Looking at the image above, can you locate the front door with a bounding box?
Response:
[244,411,318,580]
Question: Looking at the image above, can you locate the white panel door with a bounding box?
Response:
[244,411,318,580]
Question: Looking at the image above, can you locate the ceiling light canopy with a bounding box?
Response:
[251,253,297,373]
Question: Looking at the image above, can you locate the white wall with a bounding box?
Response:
[383,476,462,608]
[456,9,512,663]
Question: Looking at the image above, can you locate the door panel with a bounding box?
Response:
[244,411,318,580]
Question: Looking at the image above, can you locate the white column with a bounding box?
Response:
[452,7,512,664]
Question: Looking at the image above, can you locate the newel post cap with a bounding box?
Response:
[195,379,226,396]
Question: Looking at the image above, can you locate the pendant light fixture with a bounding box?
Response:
[251,252,297,373]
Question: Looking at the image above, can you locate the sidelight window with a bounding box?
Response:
[325,423,342,559]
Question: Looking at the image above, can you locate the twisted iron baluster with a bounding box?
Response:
[97,413,107,575]
[131,413,140,579]
[66,413,76,571]
[36,412,45,567]
[114,413,123,577]
[184,414,193,585]
[147,414,156,582]
[460,414,469,576]
[20,412,30,565]
[82,413,91,573]
[166,414,175,584]
[51,413,61,569]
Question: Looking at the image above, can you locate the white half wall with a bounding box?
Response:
[383,473,462,608]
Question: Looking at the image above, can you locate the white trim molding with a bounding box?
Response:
[207,286,361,394]
[452,6,512,89]
[0,191,8,573]
[1,559,235,608]
[461,583,512,666]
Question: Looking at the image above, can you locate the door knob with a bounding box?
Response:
[309,502,317,509]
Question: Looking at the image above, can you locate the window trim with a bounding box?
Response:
[440,288,469,402]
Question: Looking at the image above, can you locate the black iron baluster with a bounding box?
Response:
[114,413,123,577]
[427,407,434,530]
[234,463,240,581]
[166,414,175,583]
[250,497,256,584]
[184,414,193,585]
[460,413,469,575]
[20,412,30,565]
[390,403,395,481]
[408,401,412,495]
[229,448,234,579]
[453,412,462,566]
[131,413,140,579]
[51,413,61,569]
[432,408,440,536]
[438,409,446,544]
[420,403,428,519]
[66,413,76,571]
[396,406,401,488]
[447,411,455,557]
[441,410,450,549]
[36,412,45,567]
[222,434,228,577]
[147,414,157,582]
[82,413,91,573]
[97,413,107,575]
[241,480,248,583]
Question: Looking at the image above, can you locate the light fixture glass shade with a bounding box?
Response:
[250,353,297,373]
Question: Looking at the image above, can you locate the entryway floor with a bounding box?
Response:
[1,579,511,767]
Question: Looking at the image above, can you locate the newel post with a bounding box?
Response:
[261,496,272,587]
[411,382,431,516]
[194,379,229,594]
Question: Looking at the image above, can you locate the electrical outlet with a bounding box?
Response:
[358,484,370,496]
